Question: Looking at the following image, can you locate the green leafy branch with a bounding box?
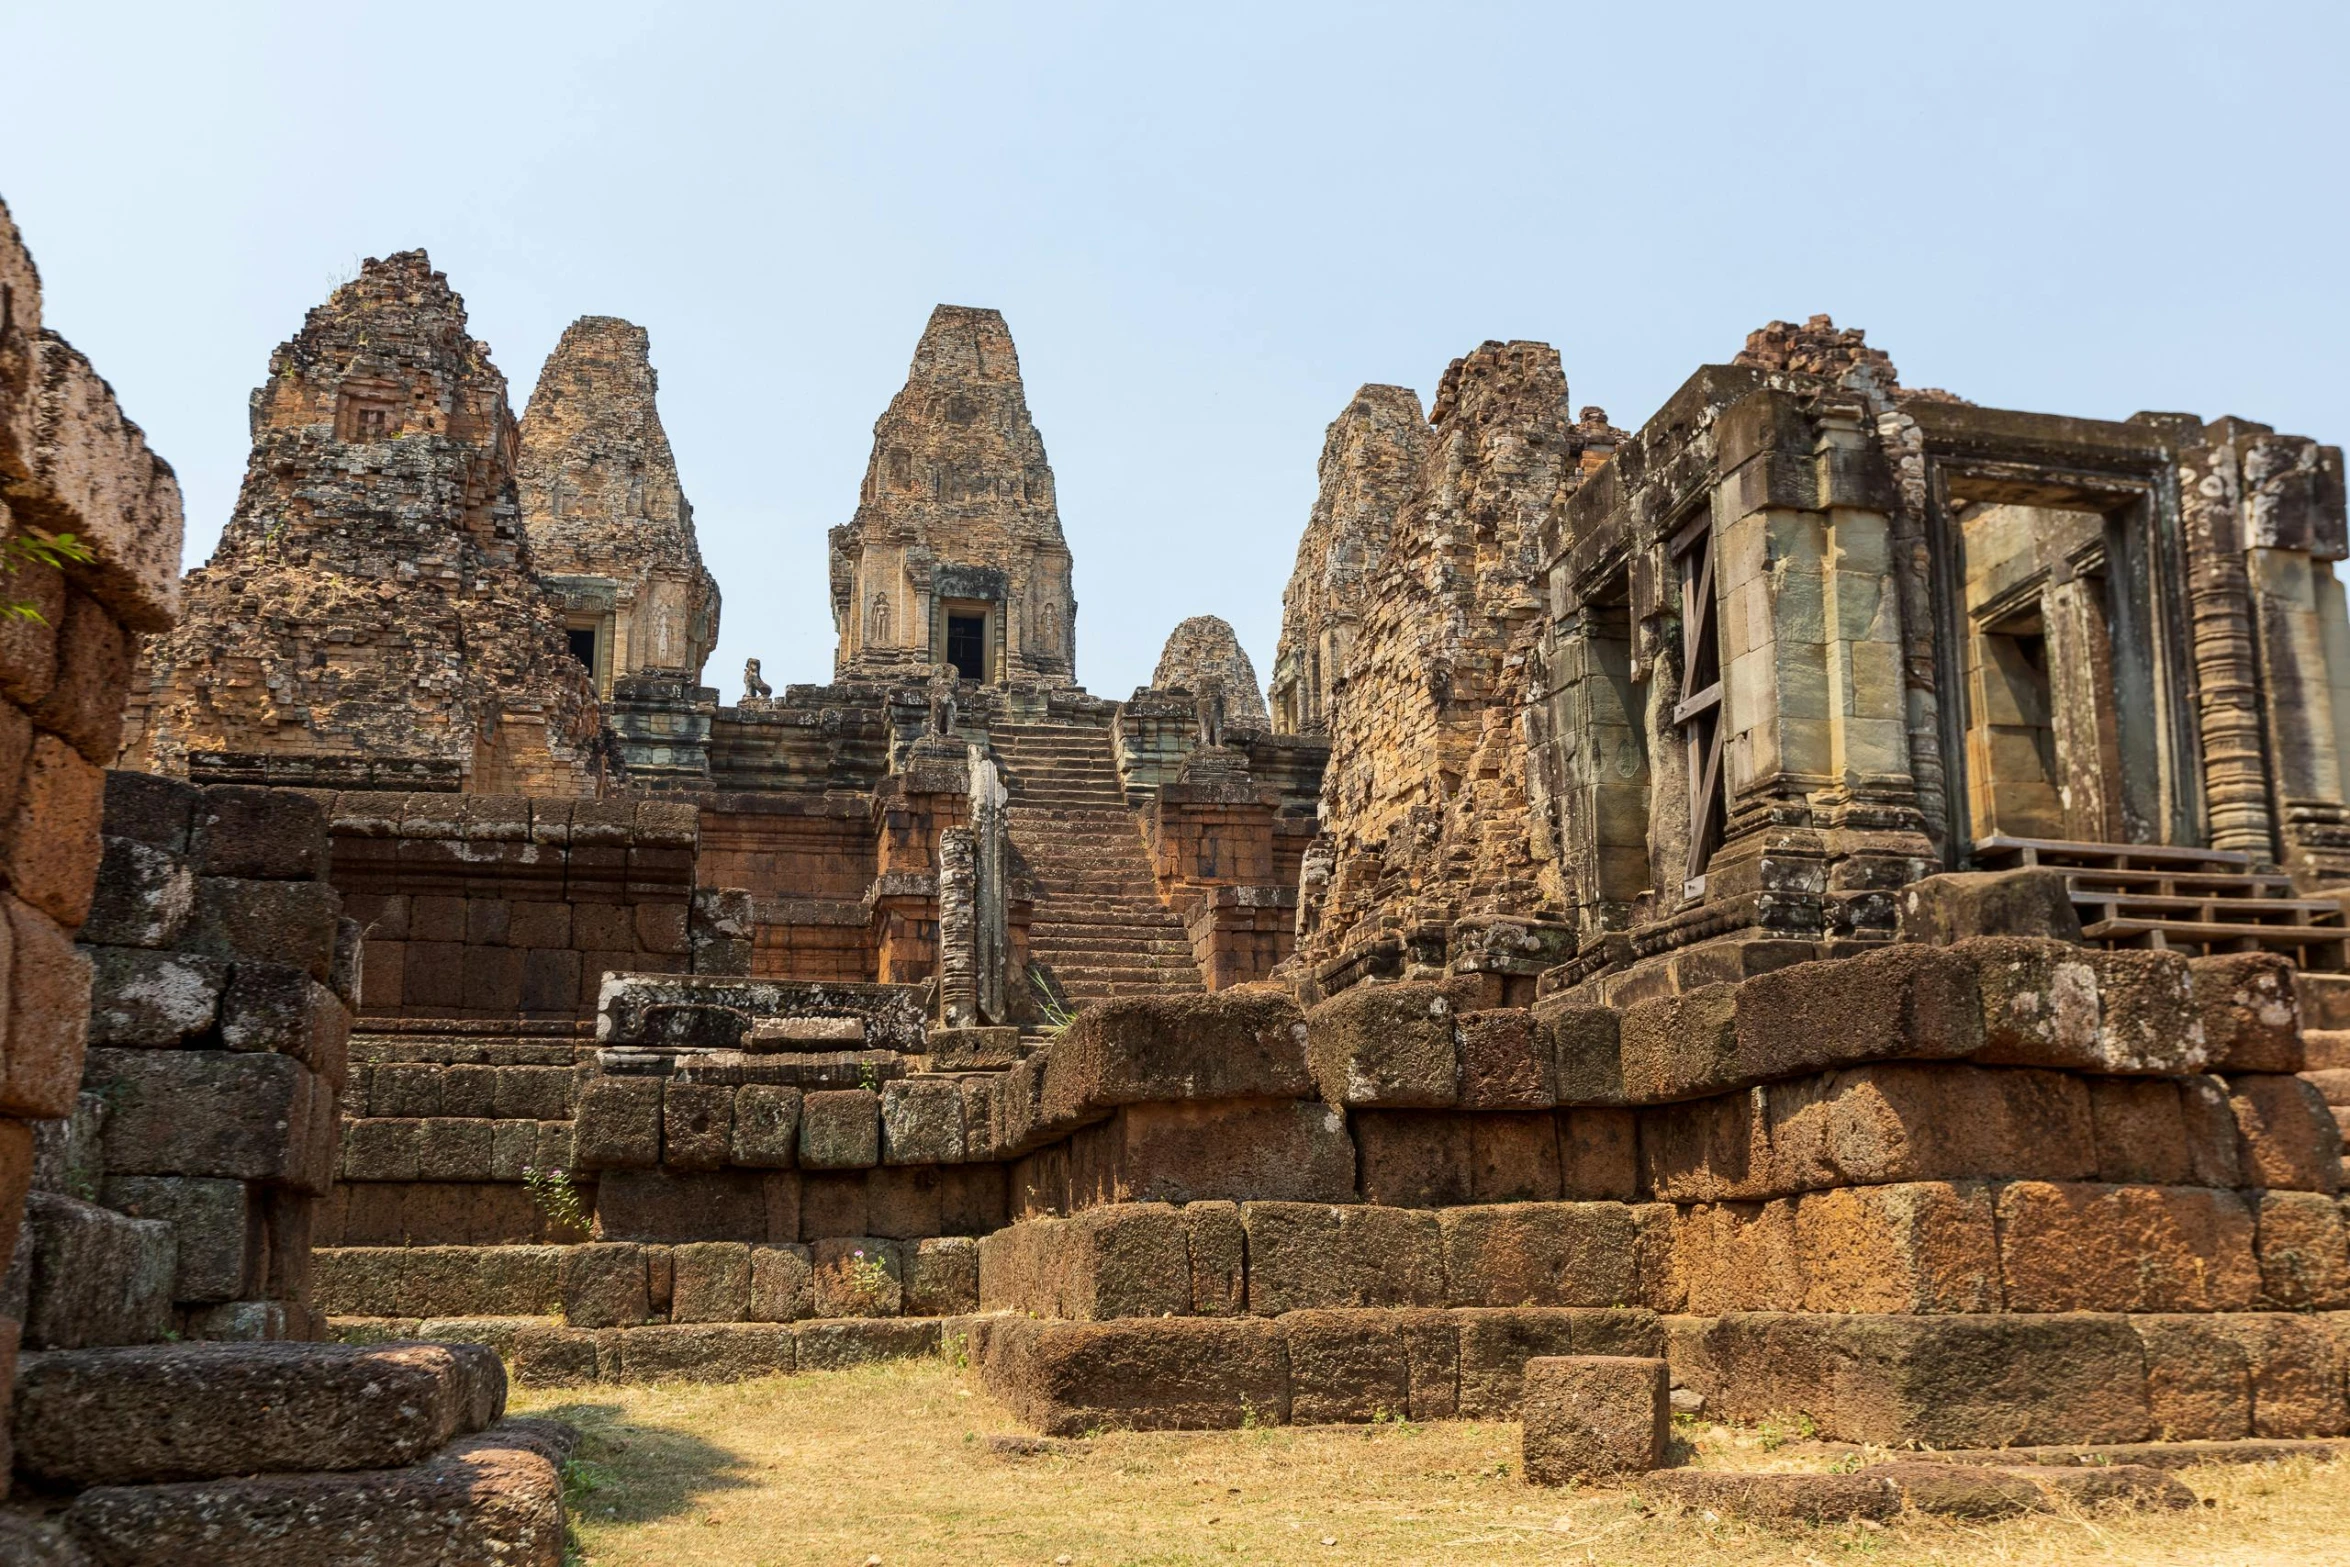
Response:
[2,531,93,623]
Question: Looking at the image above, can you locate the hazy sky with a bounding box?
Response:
[6,3,2346,702]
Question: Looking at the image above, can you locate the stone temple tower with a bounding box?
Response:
[120,250,603,794]
[829,306,1077,687]
[516,316,721,696]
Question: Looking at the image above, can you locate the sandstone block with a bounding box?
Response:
[1698,1312,2152,1447]
[1896,868,2083,943]
[415,1118,494,1183]
[1280,1309,1408,1424]
[572,1076,662,1170]
[9,734,103,926]
[79,834,194,947]
[1059,1204,1193,1319]
[185,875,340,981]
[560,1243,648,1329]
[1673,1200,1803,1314]
[1456,1008,1553,1109]
[1302,982,1458,1107]
[593,1169,769,1243]
[1469,1111,1562,1201]
[1559,1108,1639,1200]
[83,945,221,1046]
[1994,1182,2258,1312]
[1767,1063,2097,1192]
[1181,1199,1245,1316]
[2228,1073,2343,1192]
[13,1338,504,1485]
[980,1315,1288,1435]
[100,1175,255,1305]
[387,1246,562,1318]
[190,785,328,880]
[733,1083,802,1167]
[59,1420,567,1567]
[907,1235,979,1316]
[339,1118,421,1183]
[1081,1099,1355,1206]
[2131,1315,2251,1440]
[800,1088,880,1169]
[1353,1111,1471,1206]
[2209,1312,2350,1438]
[660,1080,734,1172]
[2251,1189,2350,1309]
[99,770,198,853]
[218,958,313,1054]
[1244,1202,1443,1314]
[812,1236,903,1318]
[1521,1355,1669,1482]
[791,1316,940,1371]
[1794,1181,2001,1313]
[1734,943,1983,1081]
[17,1191,175,1349]
[2087,1076,2196,1185]
[86,1047,316,1182]
[1045,990,1312,1125]
[5,895,91,1118]
[748,1242,812,1321]
[1533,1001,1625,1105]
[1439,1202,1637,1309]
[2193,952,2304,1073]
[1616,985,1738,1102]
[882,1077,965,1164]
[610,1322,795,1384]
[669,1241,751,1323]
[2181,1074,2245,1187]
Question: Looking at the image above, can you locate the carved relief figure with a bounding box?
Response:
[870,592,892,648]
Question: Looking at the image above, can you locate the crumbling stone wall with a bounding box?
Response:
[1268,384,1430,736]
[1293,344,1612,992]
[516,315,721,690]
[120,250,603,794]
[29,774,352,1352]
[0,196,186,1475]
[828,306,1078,686]
[1149,615,1269,731]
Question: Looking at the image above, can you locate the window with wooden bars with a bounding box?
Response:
[1671,512,1726,897]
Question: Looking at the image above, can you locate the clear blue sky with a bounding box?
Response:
[6,3,2346,702]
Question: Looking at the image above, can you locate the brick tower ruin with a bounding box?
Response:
[829,306,1077,687]
[516,315,721,696]
[1149,615,1270,733]
[1267,383,1431,737]
[119,251,603,795]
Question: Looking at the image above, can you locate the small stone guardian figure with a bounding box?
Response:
[742,658,772,704]
[1193,676,1227,751]
[927,661,960,738]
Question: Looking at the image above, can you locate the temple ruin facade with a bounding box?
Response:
[10,200,2350,1558]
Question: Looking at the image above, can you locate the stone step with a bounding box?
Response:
[12,1338,507,1486]
[58,1420,571,1567]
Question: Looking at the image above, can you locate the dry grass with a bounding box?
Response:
[515,1359,2350,1567]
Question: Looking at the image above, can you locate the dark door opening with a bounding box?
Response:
[945,614,986,680]
[566,627,598,673]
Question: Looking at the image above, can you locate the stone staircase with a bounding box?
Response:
[991,719,1205,1011]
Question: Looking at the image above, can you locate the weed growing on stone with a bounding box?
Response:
[522,1166,591,1236]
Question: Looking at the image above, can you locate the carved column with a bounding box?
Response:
[2177,429,2277,856]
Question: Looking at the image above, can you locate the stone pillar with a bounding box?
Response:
[2177,427,2278,857]
[936,826,977,1027]
[2242,430,2350,883]
[969,750,1009,1024]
